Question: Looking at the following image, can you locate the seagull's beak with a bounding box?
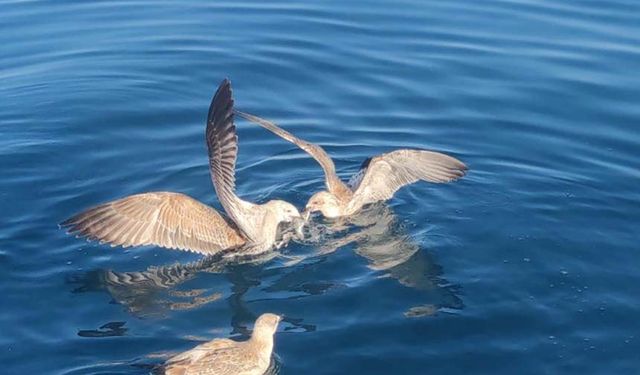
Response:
[301,209,311,221]
[291,215,306,238]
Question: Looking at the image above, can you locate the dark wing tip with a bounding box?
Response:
[206,78,236,152]
[454,158,469,177]
[360,157,373,170]
[206,78,240,198]
[209,78,233,117]
[403,149,468,183]
[59,215,90,237]
[439,156,468,182]
[59,217,73,228]
[453,158,468,175]
[60,210,89,231]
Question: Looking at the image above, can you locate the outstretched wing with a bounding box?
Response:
[206,80,258,240]
[235,110,352,198]
[61,192,245,255]
[207,79,244,211]
[348,149,467,210]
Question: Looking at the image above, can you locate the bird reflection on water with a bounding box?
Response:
[68,251,290,320]
[68,204,462,372]
[69,202,462,323]
[297,202,464,316]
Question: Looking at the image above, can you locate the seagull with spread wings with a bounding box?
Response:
[236,111,467,219]
[62,79,302,256]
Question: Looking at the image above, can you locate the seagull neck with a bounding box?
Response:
[225,199,263,243]
[249,331,274,362]
[331,182,353,202]
[260,208,283,245]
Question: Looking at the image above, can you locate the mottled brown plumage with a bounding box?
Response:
[163,313,281,375]
[235,111,467,218]
[62,80,301,255]
[62,192,244,255]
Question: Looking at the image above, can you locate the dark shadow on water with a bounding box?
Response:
[77,321,128,338]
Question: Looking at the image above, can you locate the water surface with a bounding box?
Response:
[2,0,640,374]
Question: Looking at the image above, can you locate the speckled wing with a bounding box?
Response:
[61,192,245,255]
[206,80,257,238]
[235,110,352,198]
[348,149,467,210]
[207,79,238,203]
[165,340,261,375]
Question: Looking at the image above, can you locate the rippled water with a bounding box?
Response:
[2,0,640,374]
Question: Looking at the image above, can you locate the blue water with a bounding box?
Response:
[2,0,640,373]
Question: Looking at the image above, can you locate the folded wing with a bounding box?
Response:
[349,149,467,210]
[164,340,255,375]
[61,192,245,255]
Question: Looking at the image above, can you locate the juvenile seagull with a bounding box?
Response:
[163,313,281,375]
[236,111,467,218]
[62,79,301,255]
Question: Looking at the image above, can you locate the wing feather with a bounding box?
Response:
[206,80,257,240]
[349,149,466,211]
[235,110,352,199]
[206,79,239,205]
[62,192,246,255]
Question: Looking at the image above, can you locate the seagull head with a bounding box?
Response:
[268,200,302,223]
[253,313,282,339]
[305,191,342,218]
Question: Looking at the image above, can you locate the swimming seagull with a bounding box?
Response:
[61,79,302,256]
[163,313,281,375]
[235,111,467,218]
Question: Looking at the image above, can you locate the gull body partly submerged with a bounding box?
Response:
[62,80,301,256]
[163,313,281,375]
[236,111,467,218]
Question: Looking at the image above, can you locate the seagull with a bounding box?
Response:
[163,313,281,375]
[235,111,467,218]
[61,79,302,256]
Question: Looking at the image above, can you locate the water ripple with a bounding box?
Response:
[2,0,640,373]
